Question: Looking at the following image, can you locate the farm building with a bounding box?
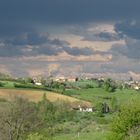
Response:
[71,102,94,112]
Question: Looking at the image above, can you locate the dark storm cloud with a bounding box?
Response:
[111,38,140,59]
[115,20,140,39]
[0,22,34,38]
[0,0,139,38]
[0,44,23,57]
[0,32,63,56]
[0,31,97,57]
[83,32,121,42]
[0,0,140,24]
[0,0,139,57]
[4,32,49,46]
[107,20,140,59]
[96,32,120,41]
[63,46,94,56]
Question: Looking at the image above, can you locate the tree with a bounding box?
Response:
[40,78,46,85]
[0,82,5,87]
[37,93,56,137]
[0,97,43,140]
[25,77,33,83]
[104,78,116,92]
[109,100,140,140]
[111,97,119,112]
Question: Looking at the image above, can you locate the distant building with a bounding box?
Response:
[72,103,94,112]
[53,76,66,82]
[53,76,78,82]
[32,77,42,86]
[134,86,139,90]
[79,105,93,112]
[67,77,78,82]
[34,82,42,86]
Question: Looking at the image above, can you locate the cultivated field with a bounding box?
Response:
[0,88,91,106]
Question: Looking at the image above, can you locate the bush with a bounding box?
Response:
[111,97,119,112]
[27,133,46,140]
[104,78,116,92]
[0,82,5,87]
[108,100,140,140]
[0,97,44,140]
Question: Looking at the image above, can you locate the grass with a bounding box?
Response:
[65,88,140,106]
[0,81,15,88]
[53,131,108,140]
[66,80,98,89]
[52,112,111,140]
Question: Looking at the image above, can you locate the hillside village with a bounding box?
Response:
[0,72,140,91]
[31,75,140,91]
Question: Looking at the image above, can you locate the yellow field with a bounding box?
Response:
[0,89,92,107]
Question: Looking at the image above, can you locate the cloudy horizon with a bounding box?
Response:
[0,0,140,79]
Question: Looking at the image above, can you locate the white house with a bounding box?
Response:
[78,105,93,112]
[35,82,42,86]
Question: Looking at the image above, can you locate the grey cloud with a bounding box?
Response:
[0,32,64,56]
[0,0,139,39]
[0,22,34,38]
[4,32,49,46]
[115,20,140,39]
[83,32,120,42]
[110,38,140,59]
[124,38,140,59]
[0,0,139,24]
[63,46,94,56]
[0,0,139,58]
[111,20,140,59]
[101,54,140,73]
[0,31,98,57]
[96,32,120,41]
[0,44,23,57]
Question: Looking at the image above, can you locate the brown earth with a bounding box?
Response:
[0,89,92,107]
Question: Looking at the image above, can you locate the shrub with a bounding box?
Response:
[111,97,119,112]
[108,100,140,140]
[104,78,116,92]
[0,97,44,140]
[27,133,46,140]
[0,82,5,87]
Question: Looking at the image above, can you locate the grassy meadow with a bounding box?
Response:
[65,88,140,106]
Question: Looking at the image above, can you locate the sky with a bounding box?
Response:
[0,0,140,79]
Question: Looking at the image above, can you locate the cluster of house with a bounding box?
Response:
[124,81,140,90]
[53,76,78,82]
[31,76,78,86]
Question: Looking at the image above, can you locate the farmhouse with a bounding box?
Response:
[32,77,42,86]
[53,76,66,82]
[79,105,93,112]
[72,103,94,112]
[53,76,78,82]
[66,77,78,82]
[34,82,42,86]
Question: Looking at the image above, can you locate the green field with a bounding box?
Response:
[53,131,108,140]
[65,88,140,106]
